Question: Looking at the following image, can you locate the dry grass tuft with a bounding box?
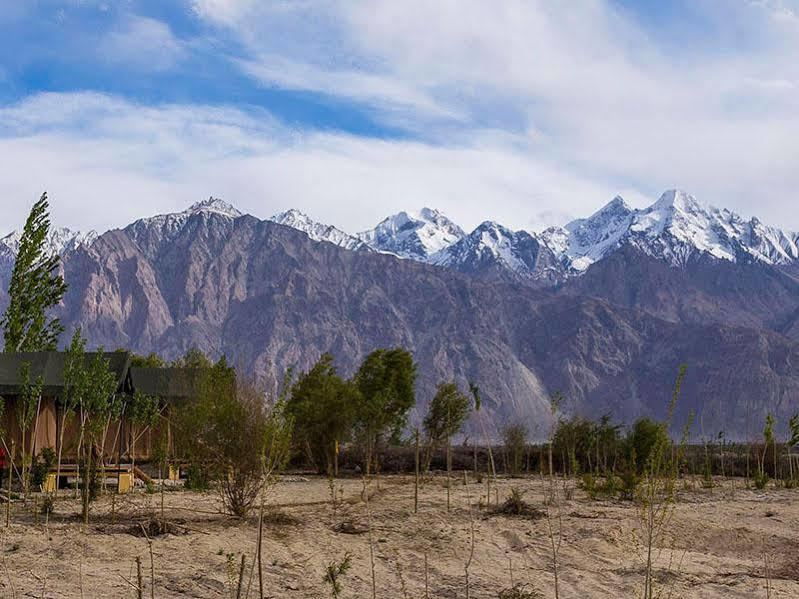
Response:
[492,488,545,519]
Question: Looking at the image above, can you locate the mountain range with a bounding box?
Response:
[2,191,798,439]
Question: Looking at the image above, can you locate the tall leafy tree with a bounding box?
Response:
[129,390,160,480]
[17,361,43,495]
[423,381,470,511]
[286,354,358,474]
[422,382,471,470]
[353,348,416,475]
[78,349,119,524]
[2,193,68,352]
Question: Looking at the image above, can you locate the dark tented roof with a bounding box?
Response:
[0,351,132,396]
[128,367,202,400]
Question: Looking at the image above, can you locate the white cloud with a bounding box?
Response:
[184,0,799,226]
[2,1,798,236]
[237,55,463,124]
[99,15,186,71]
[189,0,260,26]
[0,92,630,236]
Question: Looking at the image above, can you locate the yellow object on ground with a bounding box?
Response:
[117,472,133,494]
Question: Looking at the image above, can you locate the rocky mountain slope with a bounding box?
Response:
[2,193,798,438]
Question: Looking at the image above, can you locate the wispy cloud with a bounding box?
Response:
[0,1,797,235]
[185,0,799,223]
[237,54,464,126]
[0,92,630,235]
[99,15,187,71]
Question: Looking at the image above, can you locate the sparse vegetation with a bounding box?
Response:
[323,553,353,598]
[494,487,544,519]
[502,423,527,477]
[498,585,543,599]
[173,359,293,518]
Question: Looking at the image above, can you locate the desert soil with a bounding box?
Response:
[0,474,796,598]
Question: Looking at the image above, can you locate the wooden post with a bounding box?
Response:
[414,428,420,514]
[236,554,246,599]
[446,438,451,513]
[136,556,143,599]
[257,500,265,599]
[485,472,490,510]
[424,552,429,599]
[6,441,13,527]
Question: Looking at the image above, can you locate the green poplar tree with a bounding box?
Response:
[18,361,43,496]
[79,350,118,524]
[55,328,89,498]
[1,192,68,352]
[353,348,416,476]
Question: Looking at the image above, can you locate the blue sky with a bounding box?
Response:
[1,0,797,235]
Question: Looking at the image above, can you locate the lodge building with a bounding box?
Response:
[0,351,200,489]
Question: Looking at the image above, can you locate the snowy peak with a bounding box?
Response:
[545,189,799,272]
[185,197,243,219]
[542,195,634,272]
[134,197,243,228]
[269,209,366,251]
[433,220,564,284]
[123,197,245,258]
[0,227,96,258]
[358,207,465,261]
[0,226,96,283]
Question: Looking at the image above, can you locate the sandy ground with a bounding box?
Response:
[0,474,796,598]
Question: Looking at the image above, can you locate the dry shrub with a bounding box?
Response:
[174,363,292,518]
[130,518,188,537]
[498,585,543,599]
[494,488,545,519]
[333,518,368,535]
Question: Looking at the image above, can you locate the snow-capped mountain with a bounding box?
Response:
[5,190,797,296]
[123,197,243,258]
[542,196,634,272]
[431,221,564,284]
[357,208,465,261]
[0,227,97,258]
[543,190,799,272]
[269,209,367,251]
[0,227,97,284]
[129,197,242,233]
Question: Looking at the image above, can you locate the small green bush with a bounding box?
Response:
[582,473,597,499]
[30,447,56,489]
[40,495,54,516]
[625,418,668,474]
[323,553,353,598]
[619,463,639,501]
[78,459,101,503]
[753,471,769,490]
[602,474,620,496]
[184,462,210,491]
